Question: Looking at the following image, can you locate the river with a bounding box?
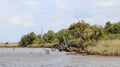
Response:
[0,48,119,67]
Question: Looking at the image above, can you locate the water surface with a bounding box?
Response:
[0,48,119,67]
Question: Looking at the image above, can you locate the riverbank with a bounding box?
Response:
[56,40,120,56]
[0,43,55,48]
[87,40,120,56]
[0,40,120,56]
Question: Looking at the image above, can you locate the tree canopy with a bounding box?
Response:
[19,20,120,49]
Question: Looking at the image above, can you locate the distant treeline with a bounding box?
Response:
[19,20,120,50]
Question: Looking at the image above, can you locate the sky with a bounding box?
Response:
[0,0,120,42]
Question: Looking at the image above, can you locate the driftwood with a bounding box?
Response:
[56,45,87,54]
[44,49,50,54]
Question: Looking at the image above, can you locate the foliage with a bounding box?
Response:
[43,30,58,43]
[105,21,120,34]
[19,32,39,47]
[56,29,70,45]
[37,34,45,44]
[104,21,120,40]
[19,35,29,47]
[68,20,105,49]
[19,20,120,51]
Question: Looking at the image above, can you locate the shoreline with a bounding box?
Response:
[0,46,120,57]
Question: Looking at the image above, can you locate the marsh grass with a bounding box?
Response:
[87,40,120,56]
[0,43,56,48]
[0,43,18,47]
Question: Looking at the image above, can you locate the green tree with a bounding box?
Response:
[69,20,90,48]
[91,25,105,40]
[19,32,38,47]
[113,22,120,34]
[19,35,29,47]
[105,21,113,34]
[56,29,70,45]
[37,34,45,44]
[104,21,120,39]
[69,20,105,50]
[43,30,57,43]
[28,32,38,44]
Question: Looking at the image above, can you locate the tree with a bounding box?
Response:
[19,32,38,47]
[104,21,120,39]
[91,25,105,41]
[69,20,90,48]
[28,32,38,44]
[68,20,105,50]
[105,21,120,34]
[113,22,120,34]
[105,21,113,34]
[19,35,29,47]
[56,29,70,45]
[37,34,45,44]
[43,30,57,43]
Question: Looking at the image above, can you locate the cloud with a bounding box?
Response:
[9,16,21,26]
[55,0,68,8]
[79,13,120,26]
[0,0,120,42]
[8,16,35,29]
[0,0,8,19]
[84,15,108,25]
[98,0,118,7]
[25,0,38,7]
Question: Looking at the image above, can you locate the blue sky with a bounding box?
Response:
[0,0,120,42]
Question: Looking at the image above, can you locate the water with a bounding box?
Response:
[0,48,120,67]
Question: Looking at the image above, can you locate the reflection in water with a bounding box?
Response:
[0,48,120,67]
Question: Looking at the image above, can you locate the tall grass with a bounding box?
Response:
[0,43,56,48]
[0,43,19,47]
[87,40,120,56]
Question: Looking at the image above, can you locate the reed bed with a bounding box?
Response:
[0,43,19,47]
[87,40,120,56]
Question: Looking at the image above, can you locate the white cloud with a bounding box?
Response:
[8,16,35,29]
[55,0,67,8]
[0,22,4,28]
[99,0,118,7]
[80,14,120,26]
[85,15,108,25]
[9,16,21,26]
[0,1,7,19]
[25,0,38,7]
[23,22,35,29]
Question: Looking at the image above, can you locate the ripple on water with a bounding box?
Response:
[0,48,120,67]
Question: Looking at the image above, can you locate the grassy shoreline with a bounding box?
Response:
[0,40,120,56]
[87,40,120,56]
[56,40,120,56]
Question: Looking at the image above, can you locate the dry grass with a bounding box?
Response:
[0,43,56,48]
[0,43,19,47]
[87,40,120,56]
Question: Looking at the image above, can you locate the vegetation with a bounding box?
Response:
[0,43,18,47]
[68,20,105,49]
[19,20,120,56]
[19,32,39,47]
[87,40,120,56]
